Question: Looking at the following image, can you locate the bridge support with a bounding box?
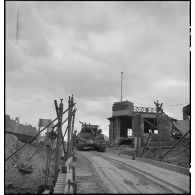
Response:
[54,99,64,181]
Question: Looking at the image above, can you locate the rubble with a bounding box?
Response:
[18,163,33,174]
[5,133,47,194]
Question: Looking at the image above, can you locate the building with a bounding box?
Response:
[183,104,190,120]
[107,101,173,146]
[172,104,190,136]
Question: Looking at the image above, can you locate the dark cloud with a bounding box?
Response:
[6,2,190,136]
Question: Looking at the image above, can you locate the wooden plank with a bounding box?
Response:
[63,156,73,168]
[58,174,67,176]
[54,189,64,192]
[54,190,64,194]
[55,181,66,184]
[99,153,189,193]
[54,187,64,190]
[58,173,67,177]
[55,184,65,187]
[57,177,66,180]
[135,156,189,175]
[54,188,64,192]
[55,182,65,185]
[57,176,66,178]
[54,185,65,187]
[56,181,66,184]
[53,157,74,194]
[123,159,189,192]
[64,172,73,194]
[42,190,50,194]
[58,175,66,178]
[56,179,66,181]
[54,186,64,188]
[54,185,65,188]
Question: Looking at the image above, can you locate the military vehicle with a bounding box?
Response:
[75,121,106,152]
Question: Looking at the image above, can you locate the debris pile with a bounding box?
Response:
[18,163,33,174]
[142,147,190,168]
[5,117,49,194]
[108,137,134,148]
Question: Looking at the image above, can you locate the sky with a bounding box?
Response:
[5,1,190,137]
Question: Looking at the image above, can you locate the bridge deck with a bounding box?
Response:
[74,151,190,194]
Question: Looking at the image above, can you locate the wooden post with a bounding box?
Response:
[141,130,152,157]
[121,72,123,102]
[45,137,50,187]
[36,125,41,149]
[160,130,190,160]
[70,96,75,153]
[154,101,163,161]
[67,96,74,157]
[54,99,63,181]
[45,126,54,188]
[155,101,160,160]
[67,97,71,157]
[71,110,76,152]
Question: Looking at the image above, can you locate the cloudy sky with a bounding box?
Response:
[6,1,190,137]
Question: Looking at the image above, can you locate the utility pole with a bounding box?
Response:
[16,1,20,44]
[54,99,63,181]
[67,96,73,157]
[154,101,163,161]
[121,72,123,102]
[36,125,41,149]
[70,95,75,154]
[70,107,76,153]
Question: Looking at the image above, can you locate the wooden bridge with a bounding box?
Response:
[46,150,190,194]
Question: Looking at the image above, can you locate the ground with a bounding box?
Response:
[72,149,109,194]
[5,134,48,194]
[5,134,190,194]
[73,148,190,194]
[110,145,190,168]
[140,147,190,168]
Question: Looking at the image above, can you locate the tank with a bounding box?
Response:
[75,122,106,152]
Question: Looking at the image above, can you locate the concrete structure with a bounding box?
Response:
[5,114,36,136]
[172,120,190,135]
[108,101,173,146]
[171,104,190,137]
[183,104,190,120]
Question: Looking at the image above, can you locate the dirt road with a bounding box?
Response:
[74,150,190,194]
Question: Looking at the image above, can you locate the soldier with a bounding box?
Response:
[95,129,104,140]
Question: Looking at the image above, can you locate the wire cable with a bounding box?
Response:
[134,101,189,108]
[165,103,189,107]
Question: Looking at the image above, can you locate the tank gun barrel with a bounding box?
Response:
[79,121,84,125]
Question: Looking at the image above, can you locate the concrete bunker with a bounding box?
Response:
[108,100,173,147]
[119,116,132,137]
